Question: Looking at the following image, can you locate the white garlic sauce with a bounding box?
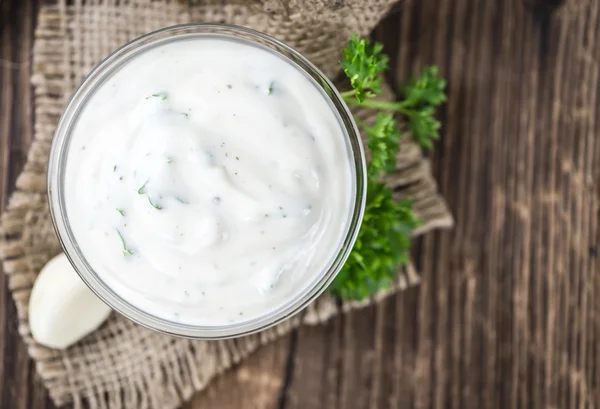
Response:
[65,37,354,325]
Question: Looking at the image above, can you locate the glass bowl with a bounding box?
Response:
[47,23,366,339]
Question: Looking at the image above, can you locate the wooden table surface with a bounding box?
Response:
[2,0,599,408]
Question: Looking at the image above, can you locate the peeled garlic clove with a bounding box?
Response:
[29,253,111,349]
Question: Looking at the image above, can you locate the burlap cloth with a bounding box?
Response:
[0,1,453,408]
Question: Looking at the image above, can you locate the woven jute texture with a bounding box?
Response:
[0,1,453,408]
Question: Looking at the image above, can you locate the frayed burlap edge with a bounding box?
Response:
[0,1,453,408]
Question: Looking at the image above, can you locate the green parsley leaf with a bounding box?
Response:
[340,34,389,103]
[329,182,419,300]
[365,113,401,178]
[399,66,447,149]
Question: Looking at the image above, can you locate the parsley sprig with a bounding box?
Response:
[341,35,447,150]
[329,35,447,300]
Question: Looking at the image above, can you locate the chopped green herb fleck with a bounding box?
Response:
[236,156,240,160]
[148,197,162,210]
[113,165,117,172]
[146,93,167,100]
[167,157,174,164]
[137,181,148,194]
[267,82,274,95]
[116,208,125,217]
[117,230,134,256]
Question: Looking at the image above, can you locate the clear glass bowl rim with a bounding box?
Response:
[47,23,366,339]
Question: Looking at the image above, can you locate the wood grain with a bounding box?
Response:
[2,0,600,408]
[0,1,53,409]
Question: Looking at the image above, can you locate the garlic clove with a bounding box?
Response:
[29,253,112,349]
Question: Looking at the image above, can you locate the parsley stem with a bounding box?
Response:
[340,90,356,99]
[343,97,406,111]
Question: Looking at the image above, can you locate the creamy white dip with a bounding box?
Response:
[64,37,354,326]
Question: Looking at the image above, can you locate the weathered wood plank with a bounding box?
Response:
[0,2,44,409]
[184,336,291,409]
[276,1,600,409]
[2,1,600,409]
